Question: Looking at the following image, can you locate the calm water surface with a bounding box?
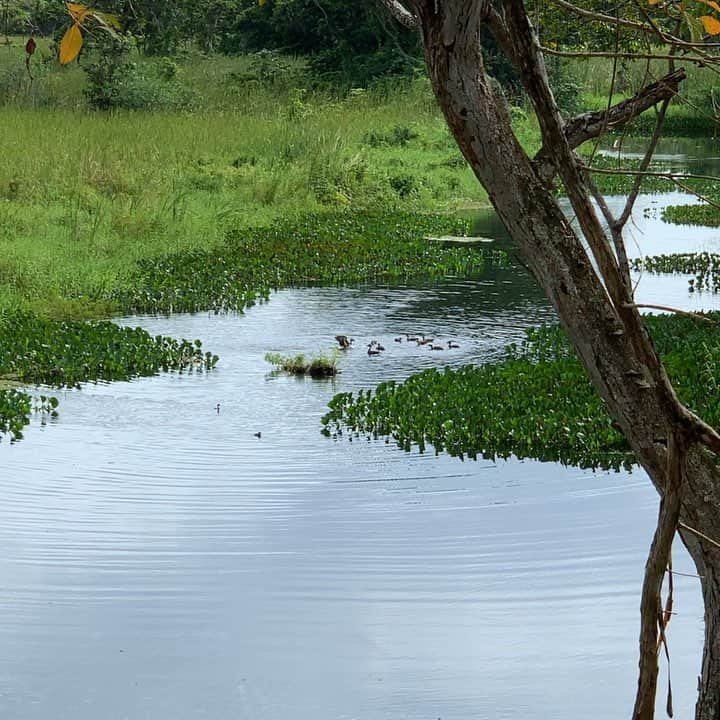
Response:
[1,193,718,719]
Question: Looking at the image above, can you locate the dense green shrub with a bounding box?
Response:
[83,35,195,111]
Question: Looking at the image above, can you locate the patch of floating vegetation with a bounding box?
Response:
[0,388,32,441]
[112,210,504,314]
[322,313,720,471]
[631,252,720,293]
[661,204,720,227]
[0,310,218,442]
[265,350,339,378]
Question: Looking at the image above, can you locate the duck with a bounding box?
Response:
[394,336,403,343]
[335,335,353,349]
[367,344,382,356]
[447,341,460,349]
[429,344,444,351]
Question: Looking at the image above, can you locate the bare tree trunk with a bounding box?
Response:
[402,1,720,717]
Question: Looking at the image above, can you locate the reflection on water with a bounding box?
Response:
[0,192,714,719]
[598,136,720,177]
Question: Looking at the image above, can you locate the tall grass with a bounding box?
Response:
[0,44,500,319]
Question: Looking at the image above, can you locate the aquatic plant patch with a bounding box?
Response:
[631,252,720,292]
[661,204,720,227]
[113,210,505,314]
[0,388,32,441]
[322,313,720,471]
[0,310,218,440]
[0,311,218,389]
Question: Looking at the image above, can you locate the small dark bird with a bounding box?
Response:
[406,334,418,342]
[215,403,221,413]
[254,431,262,439]
[429,344,444,351]
[367,343,382,356]
[376,343,386,351]
[335,335,353,349]
[394,336,403,343]
[447,341,460,349]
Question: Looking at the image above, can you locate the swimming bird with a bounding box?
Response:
[394,337,403,343]
[335,335,353,349]
[429,344,444,351]
[447,341,460,349]
[367,343,382,356]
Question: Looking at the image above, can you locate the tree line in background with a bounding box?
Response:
[2,0,423,86]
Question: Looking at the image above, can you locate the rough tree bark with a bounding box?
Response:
[379,1,720,718]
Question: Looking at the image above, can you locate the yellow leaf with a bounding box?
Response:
[698,0,720,12]
[66,2,91,23]
[59,23,83,64]
[700,14,720,33]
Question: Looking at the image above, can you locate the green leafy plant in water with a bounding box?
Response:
[322,313,720,471]
[631,252,720,292]
[0,310,219,440]
[661,204,720,227]
[111,209,506,315]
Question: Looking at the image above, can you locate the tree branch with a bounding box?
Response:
[377,0,418,28]
[534,69,685,182]
[541,46,717,66]
[633,432,685,720]
[546,0,720,49]
[565,70,684,149]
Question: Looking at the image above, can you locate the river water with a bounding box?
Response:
[0,192,718,719]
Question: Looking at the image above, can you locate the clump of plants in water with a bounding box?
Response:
[322,313,720,471]
[265,350,339,378]
[0,310,218,441]
[661,204,720,227]
[0,388,33,441]
[631,252,720,292]
[112,210,505,315]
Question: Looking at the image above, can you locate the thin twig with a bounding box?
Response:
[679,522,720,551]
[541,46,720,66]
[632,305,718,323]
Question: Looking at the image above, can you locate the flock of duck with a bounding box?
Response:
[335,334,460,356]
